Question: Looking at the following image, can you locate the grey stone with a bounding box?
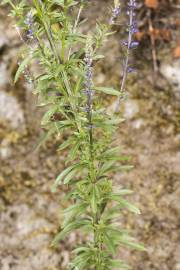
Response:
[0,147,12,159]
[132,118,145,129]
[175,264,180,270]
[0,202,60,270]
[0,139,12,159]
[0,63,10,88]
[124,99,140,119]
[160,60,180,99]
[0,35,8,50]
[0,90,25,130]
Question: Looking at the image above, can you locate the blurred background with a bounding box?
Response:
[0,0,180,270]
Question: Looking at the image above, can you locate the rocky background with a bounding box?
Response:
[0,1,180,270]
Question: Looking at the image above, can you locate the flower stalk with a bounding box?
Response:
[115,0,139,112]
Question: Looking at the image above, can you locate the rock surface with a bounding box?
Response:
[0,90,25,130]
[0,202,60,270]
[160,60,180,99]
[123,99,140,119]
[0,63,10,87]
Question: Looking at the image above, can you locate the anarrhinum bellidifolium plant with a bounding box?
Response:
[3,0,145,269]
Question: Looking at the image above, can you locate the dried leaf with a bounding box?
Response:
[149,28,171,41]
[160,29,171,41]
[175,19,180,26]
[135,31,145,41]
[145,0,159,9]
[173,46,180,58]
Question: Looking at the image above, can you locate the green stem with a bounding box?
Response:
[8,0,15,9]
[61,0,68,62]
[68,4,83,60]
[86,98,104,270]
[33,0,60,64]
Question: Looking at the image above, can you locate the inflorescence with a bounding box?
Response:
[115,0,139,112]
[24,12,34,40]
[84,43,93,115]
[84,42,95,143]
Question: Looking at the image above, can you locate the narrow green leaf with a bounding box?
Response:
[41,106,58,125]
[73,246,91,254]
[52,165,76,192]
[94,86,121,96]
[118,198,141,214]
[104,232,116,255]
[64,168,77,184]
[67,141,80,162]
[63,203,87,226]
[93,54,104,60]
[14,55,32,83]
[58,138,74,151]
[108,259,131,269]
[114,189,134,196]
[104,118,125,125]
[98,160,116,176]
[90,187,97,214]
[52,219,92,245]
[120,236,146,251]
[34,127,57,151]
[101,146,122,157]
[117,165,134,171]
[105,194,141,214]
[52,163,87,192]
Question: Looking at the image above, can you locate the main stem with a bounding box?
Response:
[84,46,103,268]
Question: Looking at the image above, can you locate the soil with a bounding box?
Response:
[0,1,180,270]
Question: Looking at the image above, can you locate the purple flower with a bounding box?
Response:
[128,0,137,9]
[25,13,33,27]
[27,29,34,39]
[25,12,34,40]
[129,21,139,33]
[122,40,128,46]
[84,105,91,113]
[126,10,136,16]
[127,67,136,73]
[122,40,139,49]
[109,6,121,25]
[83,90,94,95]
[87,124,95,129]
[129,41,139,49]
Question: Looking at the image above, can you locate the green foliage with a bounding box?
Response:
[3,0,146,269]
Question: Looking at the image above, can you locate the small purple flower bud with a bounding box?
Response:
[83,90,94,95]
[84,105,91,113]
[126,10,136,16]
[122,40,128,46]
[129,23,139,34]
[109,6,121,25]
[27,29,34,39]
[127,67,136,73]
[132,27,139,33]
[25,12,33,27]
[25,12,34,40]
[128,1,137,9]
[87,124,95,129]
[129,41,139,49]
